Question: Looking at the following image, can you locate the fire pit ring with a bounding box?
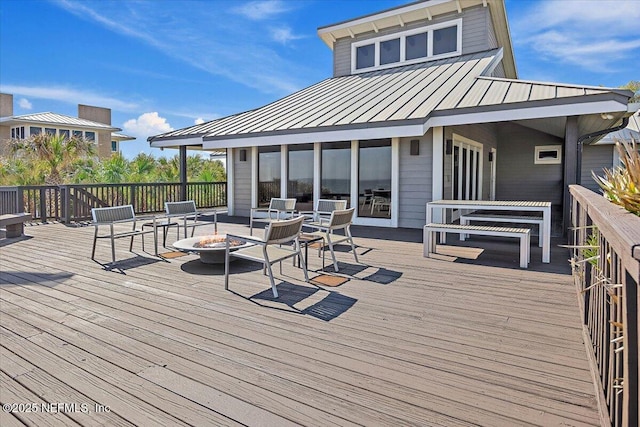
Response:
[173,235,252,264]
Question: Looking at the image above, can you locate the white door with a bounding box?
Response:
[451,135,483,201]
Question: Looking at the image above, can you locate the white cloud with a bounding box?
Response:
[123,112,173,140]
[18,98,32,110]
[232,0,291,20]
[51,0,309,96]
[0,84,139,112]
[512,0,640,72]
[269,26,305,45]
[194,117,205,125]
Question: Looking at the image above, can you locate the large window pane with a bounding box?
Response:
[380,38,400,65]
[358,139,391,218]
[406,32,428,60]
[258,146,281,207]
[85,131,96,141]
[288,144,314,210]
[433,26,458,55]
[356,44,375,69]
[30,127,42,136]
[321,141,351,206]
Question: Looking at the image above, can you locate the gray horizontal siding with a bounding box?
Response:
[496,123,564,205]
[333,5,491,77]
[581,145,613,193]
[398,133,433,229]
[233,147,252,217]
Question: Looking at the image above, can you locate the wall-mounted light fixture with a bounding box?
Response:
[239,149,247,162]
[445,139,453,155]
[410,139,420,155]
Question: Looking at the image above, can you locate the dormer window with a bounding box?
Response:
[351,19,462,73]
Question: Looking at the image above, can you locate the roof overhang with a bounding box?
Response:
[201,121,427,149]
[427,95,630,129]
[317,0,516,78]
[149,94,632,150]
[151,93,632,150]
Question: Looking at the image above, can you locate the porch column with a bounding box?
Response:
[226,148,234,215]
[563,116,578,234]
[313,143,321,207]
[432,127,444,223]
[179,145,187,201]
[281,145,288,198]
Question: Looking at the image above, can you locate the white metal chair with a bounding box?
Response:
[225,216,308,298]
[249,197,297,235]
[299,199,347,223]
[303,207,358,272]
[91,205,154,266]
[165,200,220,237]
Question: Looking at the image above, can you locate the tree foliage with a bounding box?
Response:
[621,80,640,103]
[1,133,226,185]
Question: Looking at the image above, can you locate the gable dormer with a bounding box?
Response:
[318,0,516,78]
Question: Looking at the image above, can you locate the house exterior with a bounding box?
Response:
[149,0,637,231]
[0,93,131,158]
[581,111,640,193]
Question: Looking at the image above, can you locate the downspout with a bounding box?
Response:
[576,117,629,183]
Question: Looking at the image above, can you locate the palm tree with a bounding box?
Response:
[128,153,157,182]
[9,133,96,184]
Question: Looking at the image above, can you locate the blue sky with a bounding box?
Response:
[1,0,638,159]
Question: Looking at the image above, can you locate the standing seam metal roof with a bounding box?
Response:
[1,112,119,130]
[149,48,619,143]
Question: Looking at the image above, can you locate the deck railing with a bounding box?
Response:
[569,185,639,427]
[0,182,227,222]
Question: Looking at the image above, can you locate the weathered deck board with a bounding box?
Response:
[0,221,601,426]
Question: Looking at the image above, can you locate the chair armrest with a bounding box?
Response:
[225,233,264,245]
[304,221,329,232]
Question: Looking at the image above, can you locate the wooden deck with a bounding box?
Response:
[0,218,601,426]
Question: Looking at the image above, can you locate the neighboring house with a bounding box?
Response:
[0,93,127,159]
[581,111,640,193]
[149,0,637,231]
[111,131,136,155]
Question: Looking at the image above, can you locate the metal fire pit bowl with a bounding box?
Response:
[172,235,252,264]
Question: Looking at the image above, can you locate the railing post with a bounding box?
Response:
[622,271,638,427]
[17,187,24,213]
[39,187,47,223]
[60,185,71,223]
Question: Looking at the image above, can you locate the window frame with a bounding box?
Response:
[534,145,562,165]
[351,18,462,74]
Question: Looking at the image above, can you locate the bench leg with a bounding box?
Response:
[519,235,528,269]
[5,223,24,238]
[423,226,429,257]
[459,218,467,241]
[537,223,543,248]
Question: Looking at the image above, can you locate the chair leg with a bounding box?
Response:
[326,234,339,272]
[347,228,359,263]
[265,262,279,298]
[298,246,309,283]
[249,217,254,236]
[111,235,116,265]
[224,245,230,290]
[91,227,98,260]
